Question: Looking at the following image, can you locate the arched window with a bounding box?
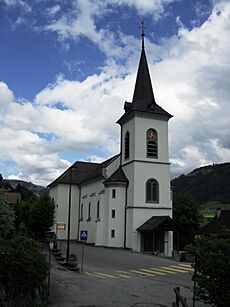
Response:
[124,131,130,159]
[147,128,158,158]
[80,203,83,220]
[146,178,159,203]
[87,202,91,221]
[96,200,100,220]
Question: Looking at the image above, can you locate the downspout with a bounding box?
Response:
[77,184,81,241]
[124,183,128,248]
[120,124,123,166]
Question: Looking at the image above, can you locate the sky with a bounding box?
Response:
[0,0,230,187]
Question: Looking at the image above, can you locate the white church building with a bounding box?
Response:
[48,32,174,257]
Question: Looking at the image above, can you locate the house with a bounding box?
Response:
[48,31,174,257]
[200,209,230,235]
[5,192,21,204]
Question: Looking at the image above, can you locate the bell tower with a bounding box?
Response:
[117,23,173,255]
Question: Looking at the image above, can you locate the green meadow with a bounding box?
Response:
[200,201,230,221]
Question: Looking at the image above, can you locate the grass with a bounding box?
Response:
[200,201,230,220]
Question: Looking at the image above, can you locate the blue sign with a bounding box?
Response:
[80,230,88,241]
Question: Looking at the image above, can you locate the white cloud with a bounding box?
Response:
[0,0,32,12]
[1,0,230,185]
[43,0,174,59]
[45,4,61,17]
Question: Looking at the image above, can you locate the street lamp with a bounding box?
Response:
[66,166,72,262]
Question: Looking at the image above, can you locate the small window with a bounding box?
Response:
[146,178,159,203]
[112,189,116,199]
[124,131,130,159]
[111,229,115,238]
[87,202,91,221]
[112,209,115,218]
[147,128,158,158]
[96,200,100,220]
[80,203,83,220]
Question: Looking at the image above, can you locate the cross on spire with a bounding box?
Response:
[140,21,147,49]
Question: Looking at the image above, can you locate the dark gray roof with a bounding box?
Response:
[79,154,120,184]
[117,47,172,125]
[104,167,128,184]
[200,210,230,235]
[133,47,155,104]
[47,162,99,188]
[137,216,175,232]
[48,154,120,188]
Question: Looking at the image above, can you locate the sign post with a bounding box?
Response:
[80,230,88,272]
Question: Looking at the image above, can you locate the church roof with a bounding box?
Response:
[104,167,128,185]
[137,216,175,232]
[82,154,120,183]
[48,154,120,188]
[117,38,172,125]
[47,161,99,188]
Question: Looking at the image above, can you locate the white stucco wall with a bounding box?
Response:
[126,207,172,252]
[104,155,120,179]
[134,116,169,162]
[133,162,171,207]
[79,179,105,244]
[49,183,79,240]
[121,115,169,165]
[106,185,126,247]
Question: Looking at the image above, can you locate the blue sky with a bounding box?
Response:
[0,0,230,186]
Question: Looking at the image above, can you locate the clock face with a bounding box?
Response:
[147,129,157,139]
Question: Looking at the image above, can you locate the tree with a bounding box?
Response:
[14,194,55,239]
[0,194,15,239]
[173,194,202,250]
[190,232,230,306]
[15,184,37,201]
[28,195,55,239]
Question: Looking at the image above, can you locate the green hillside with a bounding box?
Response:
[171,163,230,205]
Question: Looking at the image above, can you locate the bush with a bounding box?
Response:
[0,195,15,239]
[189,232,230,306]
[0,235,48,294]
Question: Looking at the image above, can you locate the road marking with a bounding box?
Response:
[130,269,156,277]
[85,264,192,280]
[140,268,166,276]
[116,270,130,274]
[171,265,193,271]
[92,272,118,279]
[161,266,188,273]
[178,264,193,269]
[150,267,176,274]
[85,272,106,279]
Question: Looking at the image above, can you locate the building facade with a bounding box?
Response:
[48,35,174,257]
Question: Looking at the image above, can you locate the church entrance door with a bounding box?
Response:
[154,231,164,254]
[143,232,153,252]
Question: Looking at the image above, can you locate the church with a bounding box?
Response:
[48,30,174,257]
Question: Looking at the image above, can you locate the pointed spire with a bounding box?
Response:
[132,22,155,105]
[116,22,173,125]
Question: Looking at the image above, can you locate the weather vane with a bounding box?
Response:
[139,21,147,49]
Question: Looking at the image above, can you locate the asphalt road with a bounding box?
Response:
[49,242,208,307]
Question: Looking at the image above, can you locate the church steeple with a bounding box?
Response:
[132,44,156,105]
[132,21,156,105]
[117,23,172,125]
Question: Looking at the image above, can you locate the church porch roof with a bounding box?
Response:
[137,216,175,232]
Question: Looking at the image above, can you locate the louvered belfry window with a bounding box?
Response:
[124,131,130,159]
[147,128,158,158]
